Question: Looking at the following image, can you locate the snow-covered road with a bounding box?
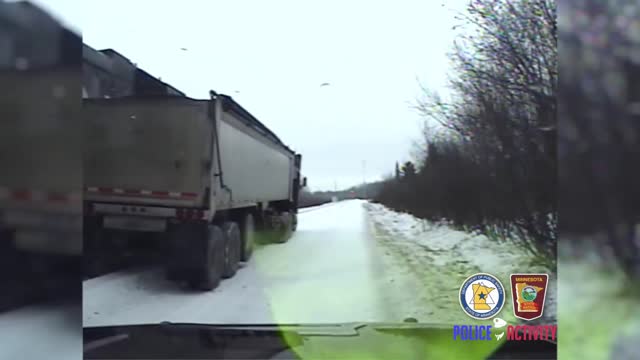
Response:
[83,199,556,327]
[83,200,389,326]
[0,301,81,359]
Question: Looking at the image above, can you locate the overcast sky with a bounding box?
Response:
[36,0,469,191]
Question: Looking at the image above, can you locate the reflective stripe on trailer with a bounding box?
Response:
[0,186,81,203]
[85,187,198,199]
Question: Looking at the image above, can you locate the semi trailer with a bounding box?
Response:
[0,2,82,278]
[83,91,305,290]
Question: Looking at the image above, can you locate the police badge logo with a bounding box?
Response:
[459,273,506,319]
[510,273,549,321]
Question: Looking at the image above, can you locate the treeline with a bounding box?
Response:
[313,182,385,201]
[298,190,332,208]
[298,181,385,208]
[376,0,557,260]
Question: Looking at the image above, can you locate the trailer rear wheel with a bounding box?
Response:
[221,222,241,278]
[292,213,298,232]
[190,225,224,291]
[274,212,293,244]
[240,214,256,261]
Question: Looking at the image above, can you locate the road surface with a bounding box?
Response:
[0,300,81,359]
[84,200,390,325]
[83,199,556,327]
[0,253,81,359]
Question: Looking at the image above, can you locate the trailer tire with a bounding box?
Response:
[240,214,256,261]
[221,222,241,278]
[274,212,293,244]
[191,225,224,291]
[292,212,298,232]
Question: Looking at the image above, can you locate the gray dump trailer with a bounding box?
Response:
[0,69,82,258]
[84,91,305,290]
[0,2,82,270]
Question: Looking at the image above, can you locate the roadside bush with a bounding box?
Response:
[377,0,557,261]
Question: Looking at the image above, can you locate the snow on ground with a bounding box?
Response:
[365,202,556,325]
[0,302,81,359]
[83,199,555,328]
